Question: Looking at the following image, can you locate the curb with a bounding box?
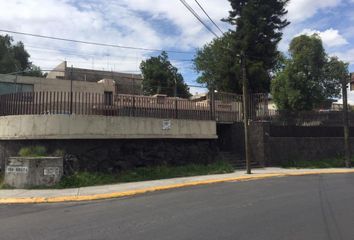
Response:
[1,169,354,204]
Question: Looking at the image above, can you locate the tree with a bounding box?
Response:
[0,34,44,77]
[140,51,190,98]
[271,34,348,112]
[194,32,241,92]
[194,0,290,94]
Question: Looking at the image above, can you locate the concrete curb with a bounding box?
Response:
[1,169,354,204]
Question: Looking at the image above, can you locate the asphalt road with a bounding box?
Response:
[1,174,354,240]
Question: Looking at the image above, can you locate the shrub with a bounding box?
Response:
[18,146,47,157]
[53,149,65,157]
[56,161,234,188]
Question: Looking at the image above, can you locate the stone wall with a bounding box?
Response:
[222,122,352,167]
[265,137,349,166]
[249,122,267,167]
[248,123,352,166]
[0,139,217,173]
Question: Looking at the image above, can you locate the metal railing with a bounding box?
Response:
[262,110,353,126]
[0,91,272,122]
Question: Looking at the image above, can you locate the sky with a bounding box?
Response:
[0,0,354,97]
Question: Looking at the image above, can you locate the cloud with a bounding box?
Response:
[286,0,342,22]
[332,48,354,64]
[0,0,165,72]
[0,0,233,84]
[1,0,352,84]
[298,28,348,47]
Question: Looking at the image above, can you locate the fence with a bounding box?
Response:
[0,91,272,122]
[0,91,211,120]
[209,92,271,122]
[263,110,352,126]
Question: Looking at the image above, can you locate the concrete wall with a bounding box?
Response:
[0,115,217,140]
[0,74,111,94]
[4,157,63,188]
[46,61,66,79]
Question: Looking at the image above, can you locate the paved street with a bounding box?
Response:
[1,173,354,240]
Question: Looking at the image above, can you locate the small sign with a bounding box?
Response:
[6,166,28,174]
[162,120,172,130]
[44,167,60,176]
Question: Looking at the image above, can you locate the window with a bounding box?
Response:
[0,82,34,95]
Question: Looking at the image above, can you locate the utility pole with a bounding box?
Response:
[209,87,215,120]
[241,51,251,174]
[343,73,351,168]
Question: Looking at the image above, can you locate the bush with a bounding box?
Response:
[53,149,65,157]
[58,172,115,188]
[282,158,354,168]
[18,146,47,157]
[56,161,234,188]
[0,174,4,189]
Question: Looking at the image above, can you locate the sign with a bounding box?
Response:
[162,120,172,130]
[6,166,28,174]
[43,167,60,176]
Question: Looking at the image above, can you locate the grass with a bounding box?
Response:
[18,146,47,157]
[282,158,354,169]
[56,161,234,189]
[0,174,4,189]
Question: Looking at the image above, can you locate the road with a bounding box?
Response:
[1,174,354,240]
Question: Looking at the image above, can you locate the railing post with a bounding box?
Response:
[175,97,178,119]
[209,89,215,120]
[132,96,136,117]
[70,66,73,115]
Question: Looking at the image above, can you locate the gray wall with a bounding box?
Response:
[265,137,347,166]
[249,122,351,166]
[0,115,217,140]
[220,122,351,167]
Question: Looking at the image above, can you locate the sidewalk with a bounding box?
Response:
[1,167,354,204]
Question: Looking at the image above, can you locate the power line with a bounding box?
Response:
[0,29,194,54]
[1,71,207,89]
[26,45,194,62]
[194,0,224,35]
[178,0,219,38]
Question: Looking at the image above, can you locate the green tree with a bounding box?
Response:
[0,34,44,77]
[140,51,191,98]
[194,0,290,94]
[194,32,241,92]
[271,34,348,112]
[323,56,348,99]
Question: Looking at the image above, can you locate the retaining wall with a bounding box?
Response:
[0,115,217,140]
[0,139,217,173]
[249,122,353,166]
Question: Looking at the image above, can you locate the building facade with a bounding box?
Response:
[46,61,143,95]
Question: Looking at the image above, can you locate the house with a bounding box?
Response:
[0,61,145,100]
[47,61,143,95]
[0,73,115,96]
